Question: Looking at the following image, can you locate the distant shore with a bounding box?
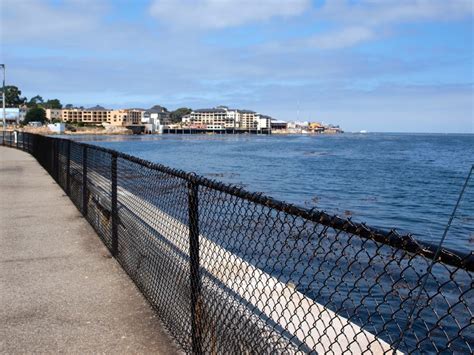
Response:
[7,126,342,136]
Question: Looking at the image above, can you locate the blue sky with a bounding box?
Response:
[1,0,473,132]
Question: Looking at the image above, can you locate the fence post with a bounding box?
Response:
[188,180,203,354]
[82,145,88,217]
[111,153,118,256]
[55,139,59,183]
[66,140,71,195]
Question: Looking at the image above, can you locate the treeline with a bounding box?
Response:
[2,85,68,109]
[1,85,70,123]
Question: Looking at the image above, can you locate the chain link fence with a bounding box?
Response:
[2,131,473,354]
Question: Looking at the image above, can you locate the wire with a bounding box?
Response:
[393,165,474,353]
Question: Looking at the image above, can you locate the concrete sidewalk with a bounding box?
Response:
[0,146,178,354]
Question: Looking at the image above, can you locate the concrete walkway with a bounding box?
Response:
[0,146,178,354]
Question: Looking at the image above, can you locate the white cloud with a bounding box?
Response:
[304,27,375,50]
[0,0,107,42]
[280,0,474,50]
[149,0,311,29]
[320,0,473,26]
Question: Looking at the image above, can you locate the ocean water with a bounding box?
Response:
[71,132,474,252]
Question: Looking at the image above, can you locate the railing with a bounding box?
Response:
[2,131,473,354]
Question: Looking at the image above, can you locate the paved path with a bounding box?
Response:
[0,146,178,354]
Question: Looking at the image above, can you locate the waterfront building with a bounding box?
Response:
[0,107,27,126]
[287,121,309,130]
[60,106,131,126]
[308,122,324,133]
[256,115,272,130]
[189,108,233,128]
[45,108,62,121]
[125,108,145,125]
[143,105,170,125]
[141,105,170,133]
[185,106,272,131]
[271,120,288,130]
[324,124,343,134]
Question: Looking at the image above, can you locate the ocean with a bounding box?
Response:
[71,132,474,252]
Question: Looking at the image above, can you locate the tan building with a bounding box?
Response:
[45,109,62,121]
[59,106,131,126]
[125,109,144,125]
[239,110,259,129]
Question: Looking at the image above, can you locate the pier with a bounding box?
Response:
[162,127,271,134]
[0,146,177,354]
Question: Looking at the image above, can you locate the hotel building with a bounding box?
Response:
[45,106,134,126]
[184,106,271,131]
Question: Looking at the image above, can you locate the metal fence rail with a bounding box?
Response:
[3,131,473,354]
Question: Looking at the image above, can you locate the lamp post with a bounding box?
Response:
[1,64,5,132]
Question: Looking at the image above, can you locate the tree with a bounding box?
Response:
[27,95,44,108]
[43,99,62,109]
[1,85,27,107]
[170,107,192,123]
[65,104,74,109]
[24,107,46,124]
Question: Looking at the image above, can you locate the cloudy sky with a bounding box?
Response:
[1,0,473,132]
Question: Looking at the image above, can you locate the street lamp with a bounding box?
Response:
[0,64,5,132]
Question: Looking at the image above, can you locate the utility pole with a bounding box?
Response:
[1,64,5,132]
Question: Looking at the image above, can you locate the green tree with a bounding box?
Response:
[27,95,44,108]
[1,85,27,107]
[43,99,62,109]
[24,107,46,124]
[170,107,192,123]
[65,104,74,109]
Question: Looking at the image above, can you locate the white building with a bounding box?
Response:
[0,107,27,126]
[142,105,170,133]
[185,106,272,131]
[47,122,66,133]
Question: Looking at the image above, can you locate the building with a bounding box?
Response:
[125,109,145,125]
[47,122,66,133]
[308,122,324,133]
[256,115,272,130]
[287,121,309,130]
[59,106,131,126]
[185,106,272,131]
[45,109,62,121]
[271,120,288,130]
[0,107,27,126]
[143,105,170,125]
[141,105,170,133]
[188,108,233,128]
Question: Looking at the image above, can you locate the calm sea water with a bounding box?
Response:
[72,133,474,252]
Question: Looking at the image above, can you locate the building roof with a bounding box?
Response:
[236,109,256,114]
[194,108,226,113]
[86,105,109,111]
[146,105,168,113]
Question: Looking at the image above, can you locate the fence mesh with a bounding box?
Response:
[4,132,473,354]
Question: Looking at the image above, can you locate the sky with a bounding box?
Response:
[0,0,473,133]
